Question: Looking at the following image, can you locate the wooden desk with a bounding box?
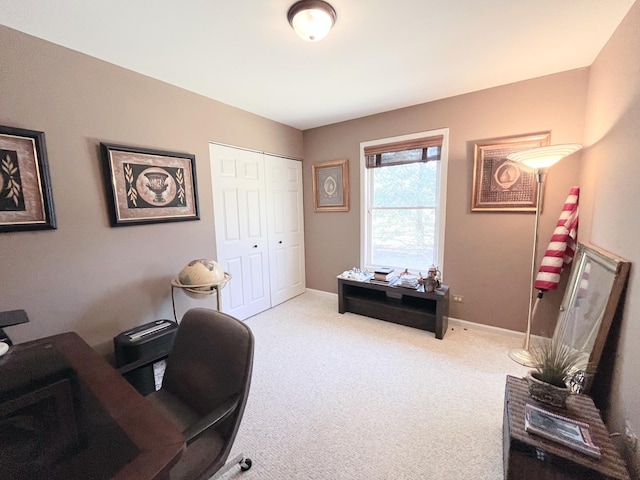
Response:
[0,332,184,479]
[503,375,629,480]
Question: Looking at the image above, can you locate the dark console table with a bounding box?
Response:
[503,375,630,480]
[337,277,449,339]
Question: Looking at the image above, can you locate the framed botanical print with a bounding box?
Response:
[312,159,349,212]
[101,143,200,226]
[472,132,551,212]
[0,126,56,232]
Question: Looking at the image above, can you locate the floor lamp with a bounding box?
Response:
[507,144,583,367]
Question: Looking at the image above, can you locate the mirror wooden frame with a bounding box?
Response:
[553,242,630,392]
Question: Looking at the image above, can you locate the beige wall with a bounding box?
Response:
[0,26,303,356]
[3,8,640,474]
[580,1,640,475]
[303,70,587,334]
[303,2,640,473]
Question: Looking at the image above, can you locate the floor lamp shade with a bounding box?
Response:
[507,144,582,367]
[507,144,582,170]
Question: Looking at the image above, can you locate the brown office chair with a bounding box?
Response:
[122,308,254,479]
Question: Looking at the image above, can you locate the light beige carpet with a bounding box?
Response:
[223,290,529,480]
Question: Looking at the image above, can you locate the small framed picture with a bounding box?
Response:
[0,126,56,233]
[312,159,349,212]
[101,143,200,226]
[472,132,550,212]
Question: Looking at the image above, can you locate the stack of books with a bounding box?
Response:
[397,274,420,289]
[369,267,398,286]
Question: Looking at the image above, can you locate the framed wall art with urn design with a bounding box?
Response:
[312,159,349,212]
[0,125,56,233]
[100,143,199,226]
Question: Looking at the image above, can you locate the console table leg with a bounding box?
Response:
[338,280,345,314]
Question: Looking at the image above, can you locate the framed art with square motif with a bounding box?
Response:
[101,143,199,226]
[0,125,56,233]
[472,132,550,212]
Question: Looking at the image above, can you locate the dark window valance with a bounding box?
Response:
[364,135,443,168]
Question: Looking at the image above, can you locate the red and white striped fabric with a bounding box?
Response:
[534,186,580,291]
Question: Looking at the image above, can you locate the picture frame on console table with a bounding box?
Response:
[471,132,550,212]
[0,125,56,232]
[524,403,601,459]
[312,159,349,212]
[101,143,200,227]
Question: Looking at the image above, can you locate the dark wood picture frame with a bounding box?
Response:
[101,143,199,227]
[472,132,550,212]
[0,126,56,232]
[312,159,349,212]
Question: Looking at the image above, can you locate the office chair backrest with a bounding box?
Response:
[162,308,254,443]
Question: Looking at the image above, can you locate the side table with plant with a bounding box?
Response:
[527,335,587,408]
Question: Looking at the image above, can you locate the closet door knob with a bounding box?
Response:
[278,241,283,244]
[253,245,258,248]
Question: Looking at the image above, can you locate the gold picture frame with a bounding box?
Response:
[472,132,550,212]
[0,125,56,232]
[312,159,349,212]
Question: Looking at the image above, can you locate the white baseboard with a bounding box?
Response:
[306,288,540,342]
[305,288,337,298]
[448,316,523,339]
[448,317,548,345]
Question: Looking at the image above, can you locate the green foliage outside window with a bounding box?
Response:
[370,161,438,272]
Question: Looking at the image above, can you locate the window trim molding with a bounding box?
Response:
[359,128,449,278]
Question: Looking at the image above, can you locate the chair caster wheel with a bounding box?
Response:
[240,457,252,471]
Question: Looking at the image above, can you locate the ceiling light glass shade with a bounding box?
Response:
[507,144,583,169]
[287,0,337,42]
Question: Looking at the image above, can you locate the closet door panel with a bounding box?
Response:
[266,156,306,306]
[246,189,264,239]
[221,189,241,241]
[225,257,245,311]
[248,252,267,300]
[210,144,270,319]
[288,244,303,285]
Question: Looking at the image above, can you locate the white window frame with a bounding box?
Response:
[360,128,449,277]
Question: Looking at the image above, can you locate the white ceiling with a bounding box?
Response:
[0,1,635,130]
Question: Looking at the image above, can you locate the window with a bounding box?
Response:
[361,129,448,274]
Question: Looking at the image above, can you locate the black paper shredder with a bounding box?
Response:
[114,319,178,395]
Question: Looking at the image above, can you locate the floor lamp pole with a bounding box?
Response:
[509,170,545,367]
[505,142,582,367]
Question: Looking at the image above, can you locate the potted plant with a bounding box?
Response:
[527,336,586,408]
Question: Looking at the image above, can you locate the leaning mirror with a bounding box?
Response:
[553,242,630,393]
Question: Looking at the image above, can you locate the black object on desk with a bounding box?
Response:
[0,309,30,345]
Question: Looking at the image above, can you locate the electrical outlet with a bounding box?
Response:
[453,295,464,303]
[625,421,638,450]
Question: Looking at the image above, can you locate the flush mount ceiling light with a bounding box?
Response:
[287,0,337,42]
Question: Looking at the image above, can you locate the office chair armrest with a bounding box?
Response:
[183,396,239,445]
[117,353,169,375]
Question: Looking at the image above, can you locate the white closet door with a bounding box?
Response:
[210,144,271,320]
[265,155,306,306]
